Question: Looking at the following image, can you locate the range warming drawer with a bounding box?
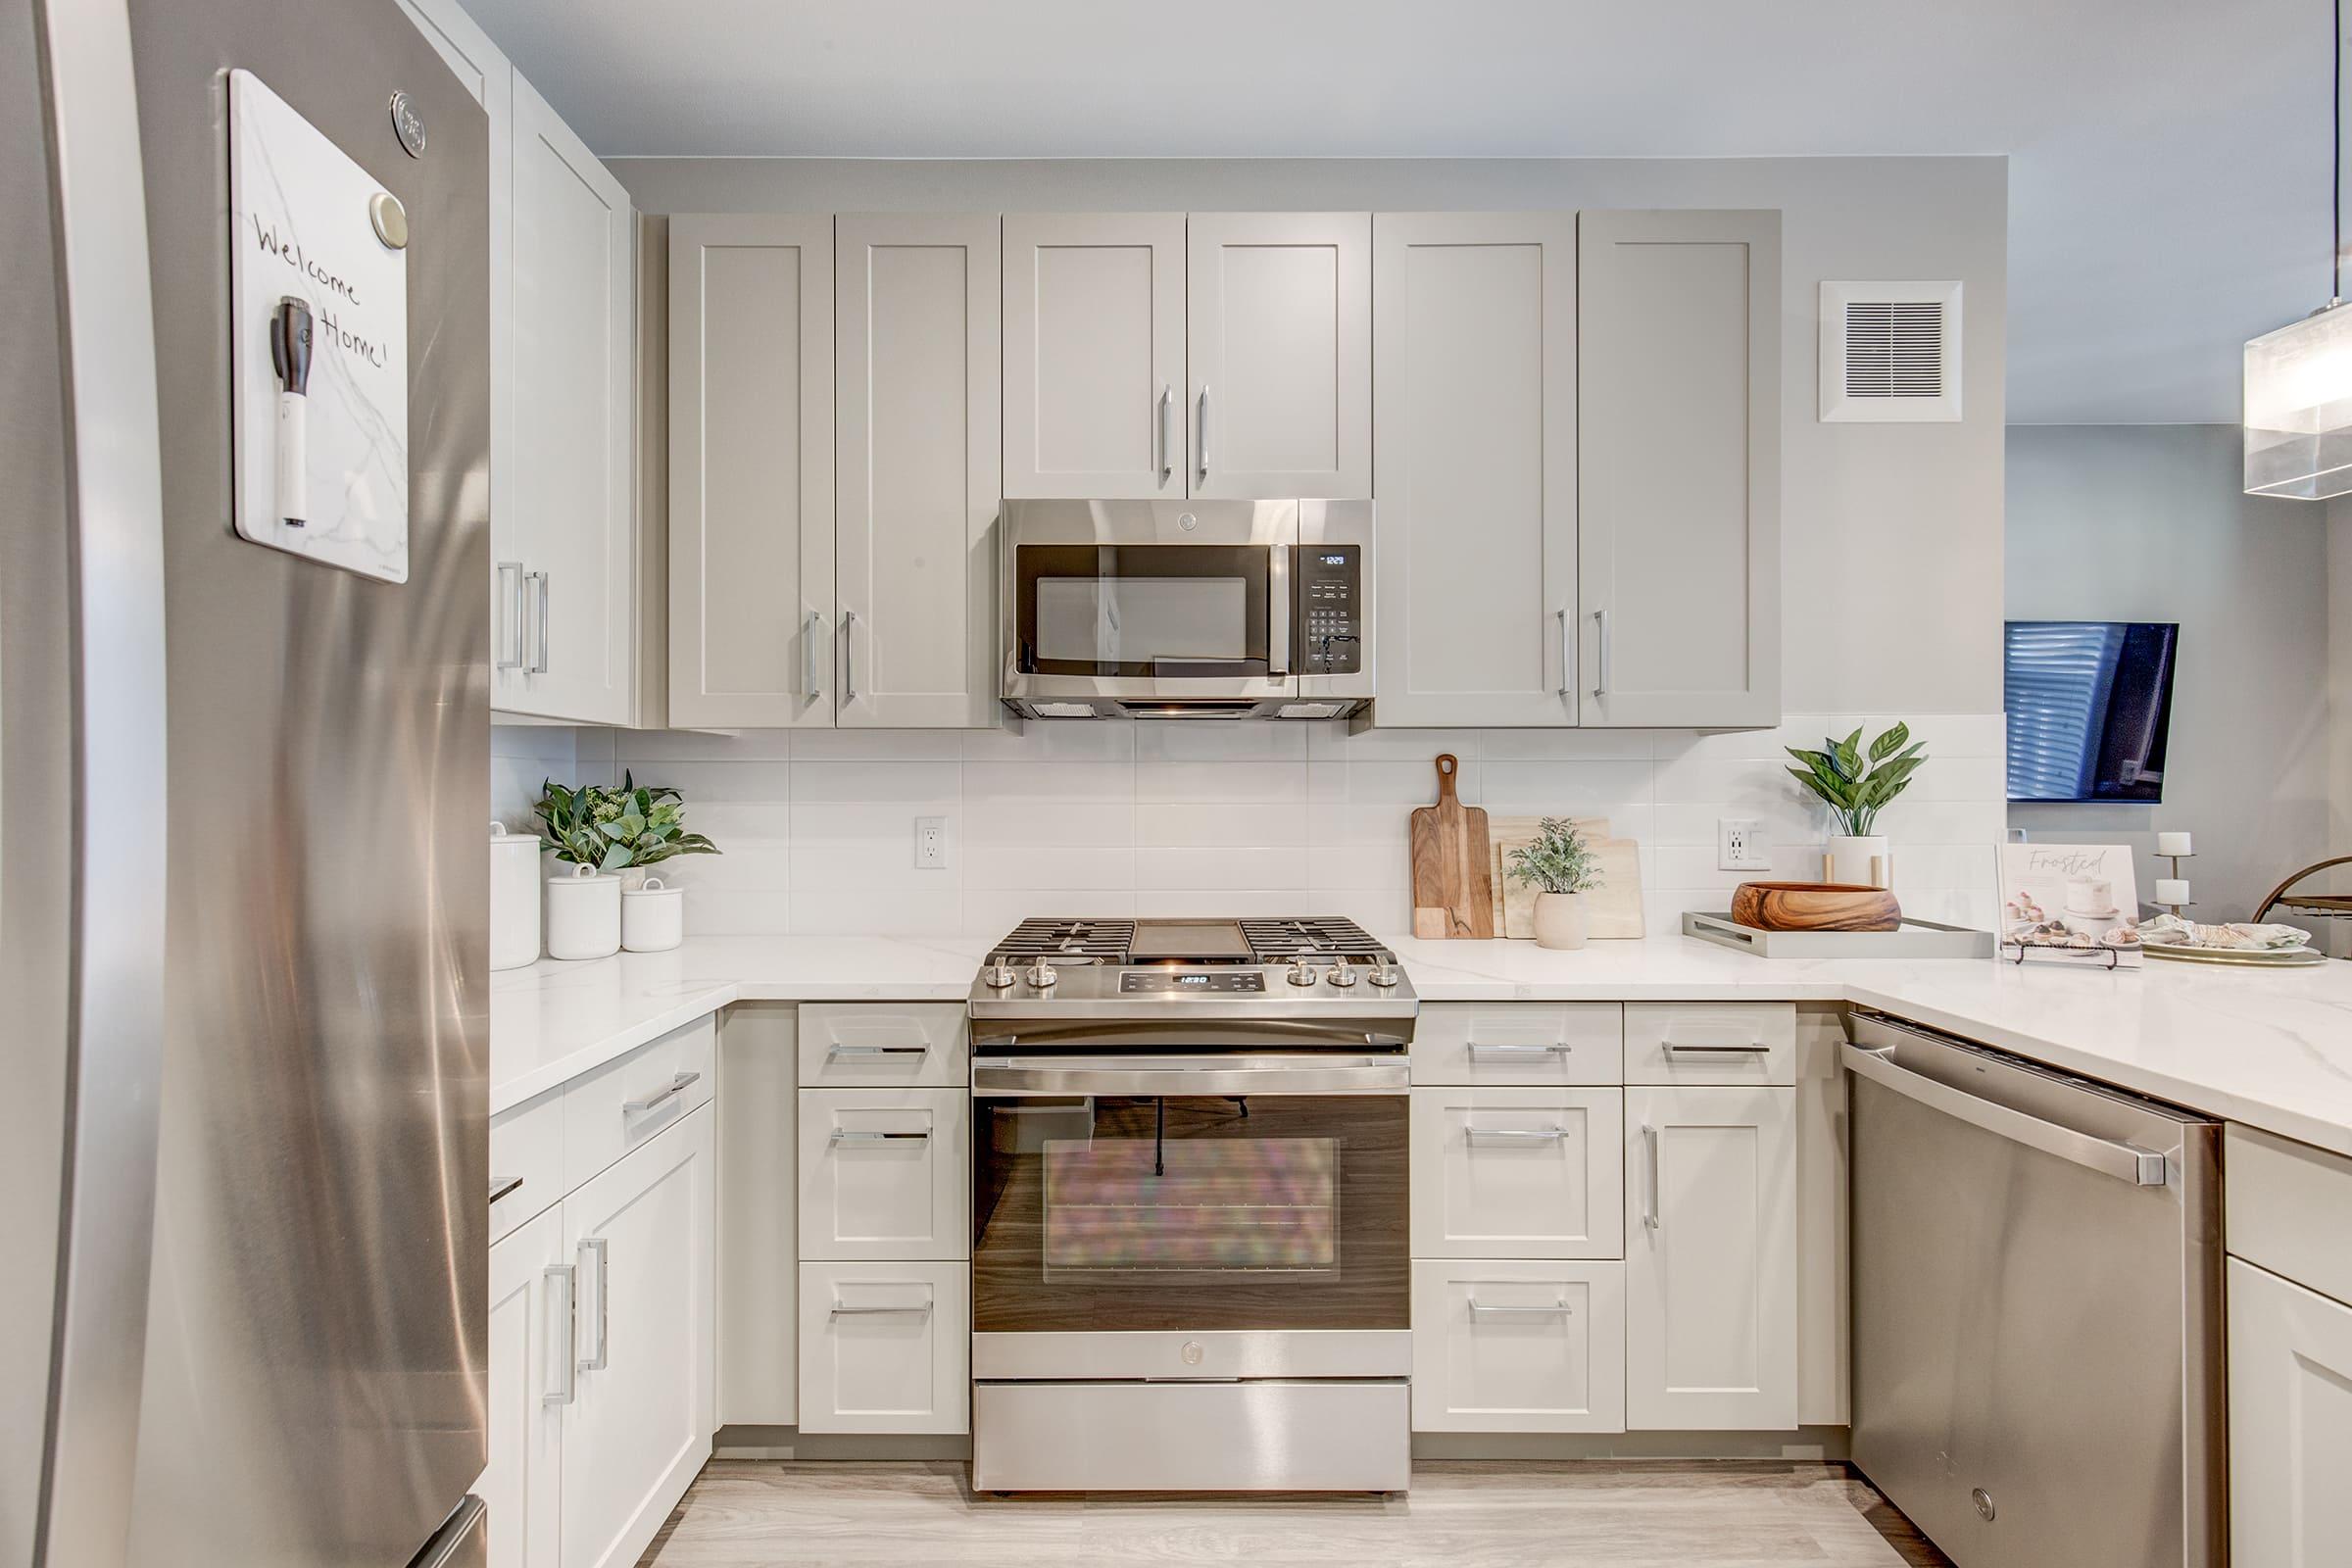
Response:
[971,1380,1410,1494]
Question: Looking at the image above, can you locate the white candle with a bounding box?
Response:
[2155,832,2193,858]
[2154,878,2190,906]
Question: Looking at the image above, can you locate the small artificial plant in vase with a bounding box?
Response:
[533,774,720,959]
[1507,816,1603,952]
[1784,722,1925,889]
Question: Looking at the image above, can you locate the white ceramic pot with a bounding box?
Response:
[621,875,684,953]
[1827,834,1891,889]
[1534,891,1589,951]
[489,822,542,970]
[544,864,621,960]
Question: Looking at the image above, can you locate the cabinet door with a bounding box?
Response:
[798,1088,968,1262]
[799,1260,970,1435]
[1623,1085,1795,1430]
[1410,1087,1624,1258]
[1187,212,1370,500]
[485,1205,564,1568]
[1371,213,1577,725]
[2229,1257,2352,1566]
[1410,1259,1625,1434]
[510,75,635,725]
[717,1005,797,1427]
[1578,210,1780,729]
[835,214,1001,727]
[560,1106,713,1568]
[1004,213,1184,499]
[668,215,835,728]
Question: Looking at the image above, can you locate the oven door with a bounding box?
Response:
[1002,500,1298,705]
[971,1053,1409,1381]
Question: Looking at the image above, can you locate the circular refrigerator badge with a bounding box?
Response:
[388,91,425,158]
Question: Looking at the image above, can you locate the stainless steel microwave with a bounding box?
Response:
[1000,500,1373,720]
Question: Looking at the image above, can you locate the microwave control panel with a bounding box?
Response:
[1296,546,1363,674]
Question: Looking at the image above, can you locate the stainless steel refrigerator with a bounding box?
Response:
[6,0,490,1564]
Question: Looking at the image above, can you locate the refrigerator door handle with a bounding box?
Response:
[576,1237,610,1371]
[543,1263,576,1405]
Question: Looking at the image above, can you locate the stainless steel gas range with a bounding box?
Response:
[966,917,1417,1494]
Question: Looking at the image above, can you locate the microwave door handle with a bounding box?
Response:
[1268,545,1291,678]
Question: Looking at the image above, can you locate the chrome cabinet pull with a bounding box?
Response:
[497,563,525,669]
[1555,608,1571,699]
[1661,1041,1772,1055]
[1197,383,1210,483]
[828,1042,929,1056]
[842,609,858,702]
[490,1174,523,1207]
[802,611,825,702]
[543,1262,576,1405]
[1466,1298,1574,1318]
[829,1127,931,1143]
[1157,384,1173,482]
[1465,1124,1570,1143]
[523,570,551,673]
[622,1069,701,1115]
[1642,1123,1661,1231]
[1467,1041,1575,1058]
[830,1300,932,1317]
[1592,607,1610,698]
[576,1237,609,1371]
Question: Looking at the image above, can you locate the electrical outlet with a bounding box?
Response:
[1718,817,1769,872]
[913,815,948,870]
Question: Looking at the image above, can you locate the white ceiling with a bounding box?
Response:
[463,0,2342,424]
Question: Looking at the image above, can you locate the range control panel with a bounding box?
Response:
[1117,970,1269,994]
[1296,545,1363,675]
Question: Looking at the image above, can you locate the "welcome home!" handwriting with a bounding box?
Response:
[249,215,391,369]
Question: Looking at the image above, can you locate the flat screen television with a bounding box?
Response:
[2004,620,2179,803]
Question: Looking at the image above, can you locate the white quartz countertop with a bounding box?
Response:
[490,931,2352,1155]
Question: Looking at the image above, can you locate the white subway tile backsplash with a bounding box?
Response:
[551,715,2005,941]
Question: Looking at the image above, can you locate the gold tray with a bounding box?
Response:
[2142,943,2328,967]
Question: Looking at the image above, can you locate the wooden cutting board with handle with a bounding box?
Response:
[1410,754,1493,939]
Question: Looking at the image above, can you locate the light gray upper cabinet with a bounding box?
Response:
[835,215,1003,728]
[1577,210,1781,729]
[1003,214,1184,500]
[667,215,835,729]
[1371,212,1578,726]
[1188,213,1371,501]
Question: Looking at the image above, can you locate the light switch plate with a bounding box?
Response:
[1719,818,1769,872]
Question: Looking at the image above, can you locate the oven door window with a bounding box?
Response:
[1014,545,1269,677]
[973,1094,1407,1332]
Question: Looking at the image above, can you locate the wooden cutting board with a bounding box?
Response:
[1409,754,1493,939]
[1488,815,1645,940]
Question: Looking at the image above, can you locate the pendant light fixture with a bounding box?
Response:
[2244,0,2352,498]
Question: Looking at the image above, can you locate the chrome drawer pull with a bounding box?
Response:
[490,1174,524,1207]
[1467,1041,1575,1057]
[1467,1298,1574,1318]
[543,1262,576,1405]
[1661,1041,1771,1054]
[829,1128,931,1143]
[830,1301,933,1317]
[1465,1125,1569,1143]
[622,1069,701,1115]
[828,1043,930,1056]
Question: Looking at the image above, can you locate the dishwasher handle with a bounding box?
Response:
[1841,1041,2169,1188]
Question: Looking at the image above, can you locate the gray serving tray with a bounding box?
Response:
[1683,910,1996,959]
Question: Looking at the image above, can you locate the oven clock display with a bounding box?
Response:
[1118,971,1267,993]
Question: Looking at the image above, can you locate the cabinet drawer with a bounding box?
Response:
[1413,1004,1623,1086]
[798,1088,969,1261]
[1625,1003,1794,1085]
[799,1260,969,1435]
[797,1003,969,1088]
[1411,1258,1625,1433]
[563,1014,716,1193]
[489,1086,564,1244]
[1410,1087,1624,1258]
[2226,1124,2352,1307]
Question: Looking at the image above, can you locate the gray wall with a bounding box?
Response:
[2007,424,2333,924]
[611,155,2009,718]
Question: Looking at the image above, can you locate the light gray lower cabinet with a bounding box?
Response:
[667,215,835,729]
[834,214,1003,728]
[1371,212,1579,726]
[716,1004,799,1428]
[1577,209,1781,729]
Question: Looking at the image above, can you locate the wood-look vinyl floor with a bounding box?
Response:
[635,1459,1954,1567]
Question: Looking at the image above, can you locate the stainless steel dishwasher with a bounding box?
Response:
[1845,1009,2224,1568]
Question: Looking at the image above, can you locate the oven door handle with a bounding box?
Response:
[970,1054,1409,1098]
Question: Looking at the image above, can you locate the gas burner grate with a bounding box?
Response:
[988,917,1136,964]
[1241,917,1392,962]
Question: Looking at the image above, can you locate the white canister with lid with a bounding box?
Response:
[489,822,542,970]
[544,862,622,960]
[621,875,685,953]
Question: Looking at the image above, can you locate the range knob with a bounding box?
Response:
[1324,963,1360,989]
[1367,960,1400,988]
[982,961,1018,989]
[1285,956,1319,987]
[1023,958,1059,990]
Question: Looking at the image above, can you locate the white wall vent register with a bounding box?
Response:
[1818,280,1962,422]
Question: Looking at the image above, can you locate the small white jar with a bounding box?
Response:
[489,823,543,970]
[621,875,684,953]
[545,863,622,960]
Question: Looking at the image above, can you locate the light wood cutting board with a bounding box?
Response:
[1409,755,1493,939]
[1488,814,1645,940]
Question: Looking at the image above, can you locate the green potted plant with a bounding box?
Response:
[1507,817,1604,951]
[533,774,720,958]
[1784,722,1926,888]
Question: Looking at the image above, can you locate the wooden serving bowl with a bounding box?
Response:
[1731,881,1902,933]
